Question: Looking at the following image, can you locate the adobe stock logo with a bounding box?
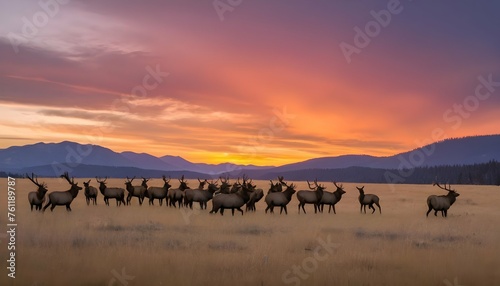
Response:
[339,0,406,64]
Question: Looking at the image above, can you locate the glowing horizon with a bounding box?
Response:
[1,1,499,166]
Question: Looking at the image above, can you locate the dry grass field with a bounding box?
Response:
[1,177,499,286]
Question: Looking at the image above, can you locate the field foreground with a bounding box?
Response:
[1,178,499,286]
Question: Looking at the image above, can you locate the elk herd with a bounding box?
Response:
[25,173,462,217]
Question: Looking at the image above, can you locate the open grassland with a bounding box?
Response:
[1,178,499,286]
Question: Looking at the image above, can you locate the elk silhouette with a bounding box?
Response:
[27,173,48,211]
[265,180,296,215]
[357,186,381,214]
[210,176,252,216]
[95,177,126,206]
[42,172,81,212]
[297,179,324,214]
[125,176,148,205]
[184,178,208,208]
[319,182,346,214]
[168,175,189,208]
[245,179,264,212]
[146,176,171,206]
[83,180,98,205]
[426,183,460,217]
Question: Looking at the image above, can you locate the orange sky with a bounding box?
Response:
[0,1,499,166]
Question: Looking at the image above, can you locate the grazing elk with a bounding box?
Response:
[95,177,126,206]
[357,186,381,214]
[319,182,346,214]
[27,173,48,211]
[185,178,220,210]
[125,176,148,205]
[426,183,460,217]
[210,176,252,216]
[265,181,296,214]
[184,178,208,207]
[42,172,82,212]
[167,175,190,208]
[83,180,98,206]
[297,179,325,214]
[146,176,171,206]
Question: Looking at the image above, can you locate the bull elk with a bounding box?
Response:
[95,177,126,206]
[210,176,252,216]
[167,175,189,208]
[357,186,381,214]
[245,178,264,212]
[426,183,460,217]
[319,182,346,214]
[27,173,48,211]
[146,176,171,206]
[185,178,220,210]
[125,176,148,205]
[42,172,82,212]
[184,178,208,208]
[265,180,296,215]
[297,179,324,214]
[83,180,98,205]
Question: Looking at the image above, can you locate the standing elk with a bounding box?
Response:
[185,179,219,210]
[27,173,48,211]
[265,181,296,214]
[168,175,190,208]
[42,172,82,212]
[125,176,148,205]
[146,176,171,206]
[357,186,381,214]
[184,178,208,207]
[83,180,98,205]
[319,182,346,214]
[246,183,264,212]
[426,183,460,217]
[210,176,252,216]
[95,177,126,206]
[297,179,325,214]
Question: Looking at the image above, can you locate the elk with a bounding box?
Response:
[426,183,460,217]
[27,173,48,211]
[83,180,98,206]
[125,176,148,205]
[184,178,208,207]
[357,186,381,214]
[265,181,296,214]
[319,182,346,214]
[267,176,285,194]
[42,172,82,212]
[218,176,231,194]
[167,175,189,208]
[210,176,252,216]
[95,177,126,206]
[245,179,264,212]
[297,179,324,214]
[146,176,171,206]
[185,178,219,209]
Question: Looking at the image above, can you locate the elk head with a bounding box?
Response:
[83,180,92,188]
[26,173,48,195]
[356,186,365,195]
[61,172,82,194]
[333,181,346,194]
[141,177,149,188]
[433,183,460,197]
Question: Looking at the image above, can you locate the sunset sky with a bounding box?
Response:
[1,1,499,166]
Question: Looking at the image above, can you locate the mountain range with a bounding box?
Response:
[1,134,499,179]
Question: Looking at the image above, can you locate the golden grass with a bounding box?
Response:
[1,178,499,285]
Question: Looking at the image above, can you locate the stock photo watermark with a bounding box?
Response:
[6,176,17,279]
[108,267,135,286]
[282,235,340,286]
[339,0,411,64]
[51,64,169,177]
[384,73,499,189]
[213,0,243,21]
[7,0,70,54]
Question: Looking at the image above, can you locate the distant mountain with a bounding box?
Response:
[271,135,500,172]
[1,135,499,178]
[0,141,272,175]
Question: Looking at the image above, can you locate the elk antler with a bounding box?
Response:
[332,181,343,189]
[60,172,73,185]
[27,173,40,186]
[306,180,316,190]
[434,182,454,192]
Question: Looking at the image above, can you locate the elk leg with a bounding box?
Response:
[66,204,71,211]
[376,202,381,214]
[231,208,235,216]
[284,206,288,215]
[237,207,244,215]
[332,205,336,214]
[50,204,56,212]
